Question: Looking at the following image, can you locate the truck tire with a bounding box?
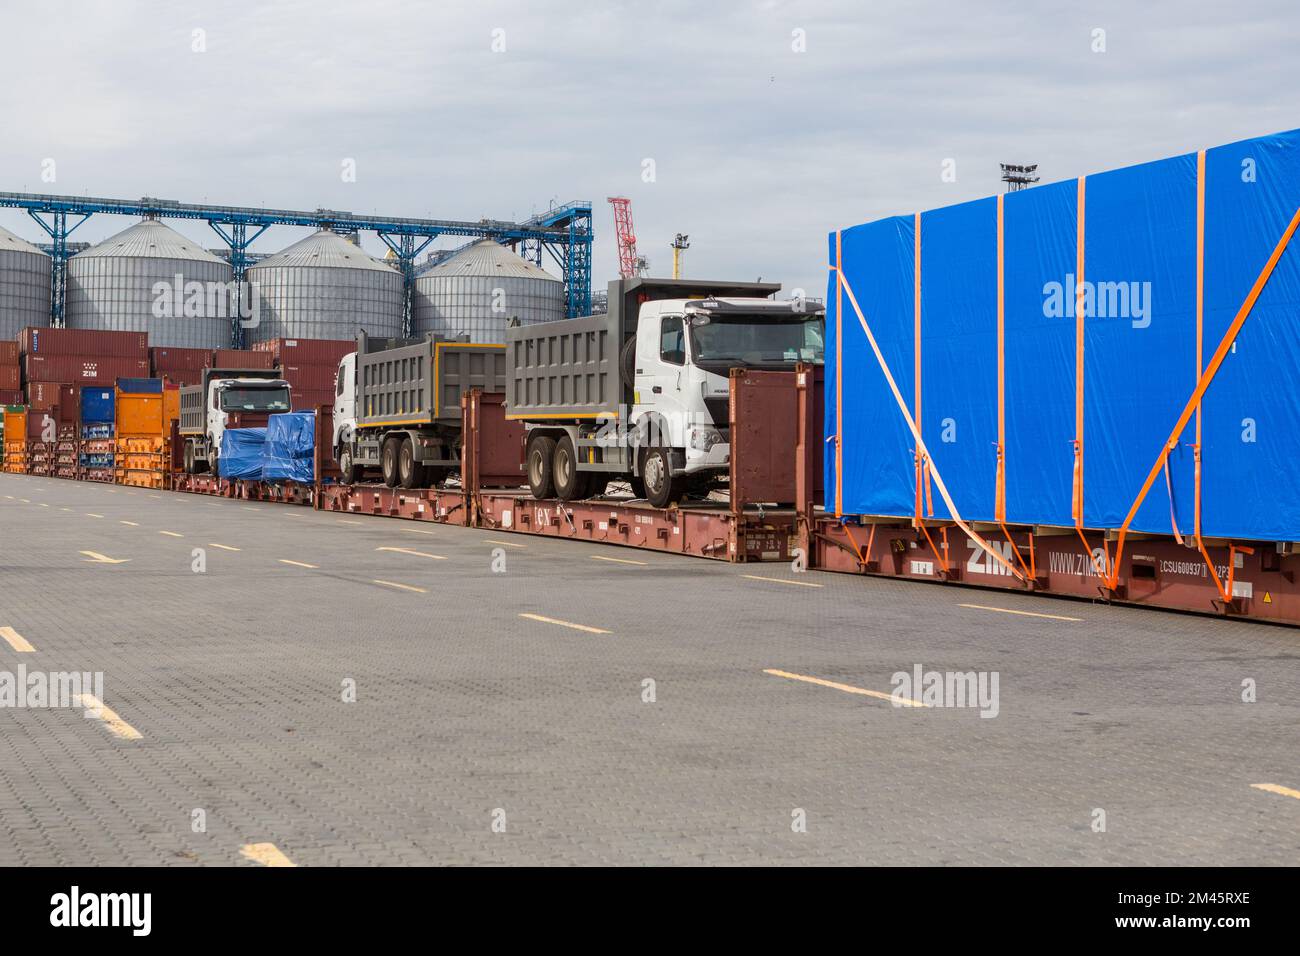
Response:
[338,446,360,485]
[552,435,588,501]
[183,443,194,475]
[527,434,557,499]
[398,437,420,489]
[641,446,684,508]
[619,337,637,391]
[381,436,401,487]
[210,452,219,480]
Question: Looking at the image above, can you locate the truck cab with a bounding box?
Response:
[179,371,291,475]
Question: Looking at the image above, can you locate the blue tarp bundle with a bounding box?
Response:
[218,427,267,480]
[826,128,1300,541]
[261,412,315,483]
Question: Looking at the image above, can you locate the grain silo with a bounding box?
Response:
[412,239,564,343]
[245,228,403,344]
[0,225,52,339]
[65,217,234,349]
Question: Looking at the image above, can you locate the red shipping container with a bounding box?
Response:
[150,347,211,373]
[212,349,275,370]
[0,366,18,390]
[20,327,148,359]
[26,381,74,410]
[281,363,340,391]
[25,354,150,386]
[0,389,22,405]
[0,342,18,365]
[292,388,334,410]
[253,337,354,366]
[157,369,203,386]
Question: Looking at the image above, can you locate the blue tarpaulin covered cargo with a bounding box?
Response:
[261,412,315,484]
[217,427,267,480]
[826,128,1300,543]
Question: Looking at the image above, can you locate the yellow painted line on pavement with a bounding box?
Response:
[1252,783,1300,801]
[119,520,139,526]
[402,527,437,535]
[337,519,364,525]
[376,546,446,560]
[0,627,35,653]
[80,551,130,564]
[518,612,610,634]
[159,531,183,538]
[76,694,143,741]
[763,668,928,707]
[240,842,296,867]
[959,603,1082,622]
[742,574,823,588]
[38,502,49,508]
[208,543,241,551]
[279,559,319,569]
[60,507,72,511]
[372,579,427,593]
[19,497,30,503]
[486,538,526,549]
[2,495,11,499]
[85,513,104,518]
[590,554,648,566]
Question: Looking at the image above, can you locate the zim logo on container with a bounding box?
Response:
[967,540,1017,576]
[50,886,151,936]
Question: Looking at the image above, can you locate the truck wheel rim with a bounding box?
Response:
[529,450,544,484]
[645,454,664,492]
[556,451,570,488]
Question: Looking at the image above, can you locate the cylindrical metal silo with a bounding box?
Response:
[0,225,52,340]
[65,217,234,348]
[412,239,564,344]
[245,229,403,344]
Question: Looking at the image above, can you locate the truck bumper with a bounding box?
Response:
[679,442,730,475]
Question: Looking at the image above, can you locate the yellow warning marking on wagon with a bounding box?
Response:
[1252,783,1300,800]
[763,669,928,707]
[742,574,823,588]
[372,579,427,593]
[208,543,241,551]
[0,627,35,653]
[518,613,610,634]
[75,694,142,741]
[958,603,1081,622]
[590,554,648,566]
[240,842,296,867]
[376,546,446,560]
[80,551,130,564]
[279,559,318,569]
[1263,592,1272,604]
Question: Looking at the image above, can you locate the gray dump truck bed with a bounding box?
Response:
[355,332,507,427]
[504,277,780,421]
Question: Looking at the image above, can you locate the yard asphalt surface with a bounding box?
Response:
[1,471,1297,865]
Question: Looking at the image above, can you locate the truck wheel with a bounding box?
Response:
[381,436,401,487]
[641,447,684,508]
[526,434,557,499]
[398,437,420,489]
[619,337,637,391]
[210,452,219,480]
[552,435,588,501]
[183,443,194,475]
[338,446,360,485]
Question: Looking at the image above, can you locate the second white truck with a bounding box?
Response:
[505,277,824,507]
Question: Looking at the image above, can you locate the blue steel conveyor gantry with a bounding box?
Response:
[0,192,593,343]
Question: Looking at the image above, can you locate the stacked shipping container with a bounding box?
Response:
[253,337,349,411]
[0,341,20,404]
[113,379,178,488]
[79,386,116,481]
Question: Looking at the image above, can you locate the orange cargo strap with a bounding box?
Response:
[836,267,1027,583]
[834,230,844,516]
[1108,197,1300,594]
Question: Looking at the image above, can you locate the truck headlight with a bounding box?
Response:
[689,427,724,451]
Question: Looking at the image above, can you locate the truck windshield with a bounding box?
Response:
[689,314,825,365]
[220,387,291,411]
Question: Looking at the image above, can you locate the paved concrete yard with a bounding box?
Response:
[1,472,1297,865]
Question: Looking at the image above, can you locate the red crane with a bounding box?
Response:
[607,196,645,279]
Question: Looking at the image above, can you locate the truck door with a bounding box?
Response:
[635,313,688,447]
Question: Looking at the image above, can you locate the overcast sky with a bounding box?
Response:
[1,0,1296,300]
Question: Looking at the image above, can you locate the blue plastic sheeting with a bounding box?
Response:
[79,387,115,424]
[262,412,315,484]
[115,377,161,394]
[826,128,1300,541]
[217,427,267,480]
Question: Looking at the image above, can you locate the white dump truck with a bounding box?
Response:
[504,277,825,507]
[179,369,291,476]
